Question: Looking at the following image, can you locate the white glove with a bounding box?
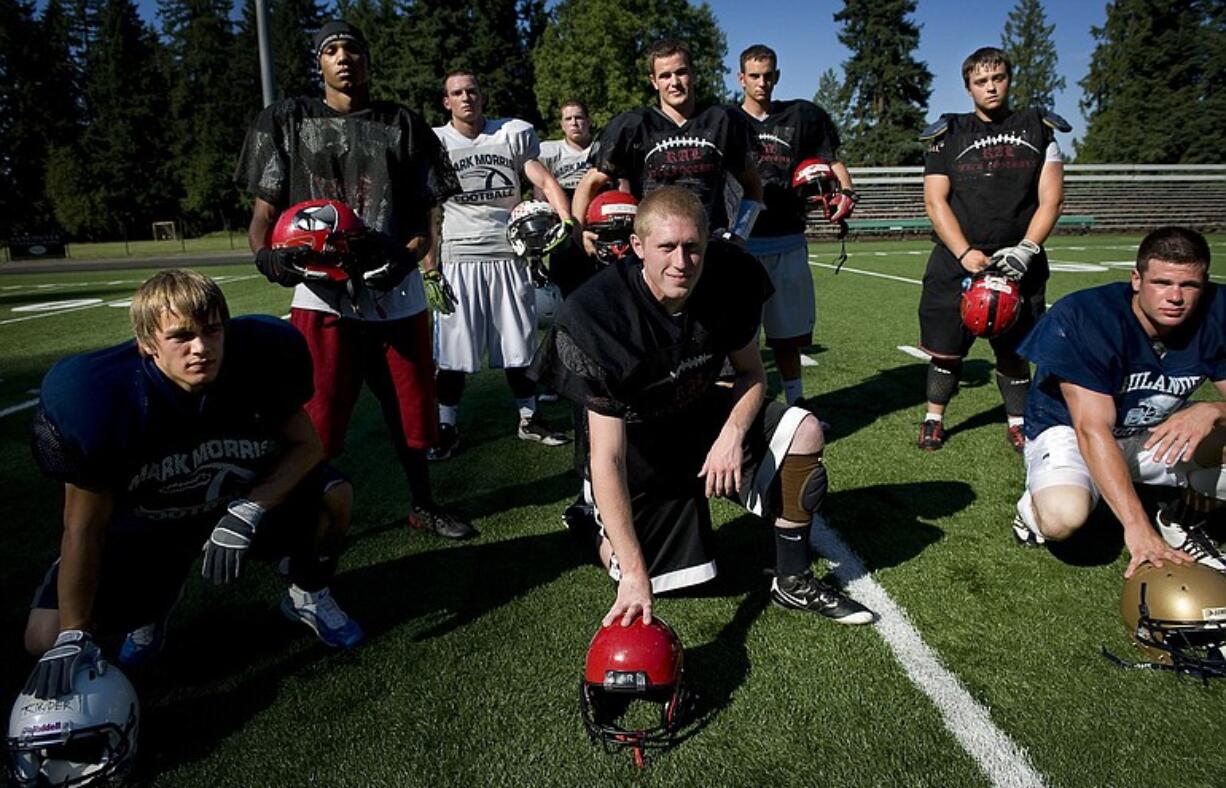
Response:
[990,239,1041,281]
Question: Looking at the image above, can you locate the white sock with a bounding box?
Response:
[439,405,459,427]
[1015,489,1039,534]
[782,378,804,405]
[1007,415,1024,428]
[925,411,943,423]
[516,398,536,421]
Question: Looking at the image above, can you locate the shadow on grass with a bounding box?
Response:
[1043,485,1180,568]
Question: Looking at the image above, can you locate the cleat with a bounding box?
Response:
[427,423,459,461]
[1006,424,1025,453]
[517,415,570,446]
[770,571,874,624]
[280,585,365,648]
[917,419,945,451]
[1156,505,1226,573]
[117,621,166,668]
[1011,513,1045,547]
[408,505,477,540]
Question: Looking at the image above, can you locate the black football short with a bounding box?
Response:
[594,397,803,592]
[917,243,1048,359]
[30,463,347,634]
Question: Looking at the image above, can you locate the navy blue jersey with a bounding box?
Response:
[1021,282,1226,439]
[588,105,752,229]
[32,316,313,521]
[738,100,840,237]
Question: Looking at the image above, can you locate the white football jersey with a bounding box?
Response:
[538,138,592,193]
[434,118,540,258]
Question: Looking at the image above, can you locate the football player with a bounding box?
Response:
[737,44,857,406]
[427,70,575,460]
[571,39,764,248]
[535,99,598,298]
[22,270,363,701]
[1011,227,1226,578]
[531,187,873,627]
[235,20,474,540]
[917,46,1067,452]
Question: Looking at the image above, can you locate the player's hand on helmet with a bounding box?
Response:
[362,257,414,291]
[581,228,599,258]
[24,629,102,699]
[699,423,745,498]
[1144,402,1220,466]
[828,189,859,223]
[256,246,326,287]
[990,239,1041,281]
[958,248,991,274]
[422,268,456,315]
[543,217,577,254]
[202,498,265,585]
[1123,523,1190,579]
[603,571,654,628]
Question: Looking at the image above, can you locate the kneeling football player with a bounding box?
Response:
[1011,227,1226,579]
[21,270,363,702]
[531,187,873,626]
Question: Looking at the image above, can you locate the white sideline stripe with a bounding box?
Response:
[799,354,818,367]
[898,344,931,360]
[810,261,923,285]
[0,398,38,418]
[810,518,1046,788]
[0,275,263,326]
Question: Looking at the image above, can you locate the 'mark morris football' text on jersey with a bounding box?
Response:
[538,138,592,197]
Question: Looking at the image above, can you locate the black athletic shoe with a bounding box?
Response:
[1010,514,1046,548]
[917,419,945,451]
[770,571,874,624]
[517,415,569,446]
[427,423,459,461]
[407,505,477,540]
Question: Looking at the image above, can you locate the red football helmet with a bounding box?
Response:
[270,199,367,281]
[579,617,692,768]
[584,191,638,265]
[792,157,842,220]
[961,273,1022,337]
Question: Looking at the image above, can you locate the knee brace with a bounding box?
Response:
[926,360,961,406]
[780,453,827,523]
[995,370,1031,417]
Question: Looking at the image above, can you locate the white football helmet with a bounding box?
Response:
[535,282,563,330]
[6,660,140,787]
[507,200,561,258]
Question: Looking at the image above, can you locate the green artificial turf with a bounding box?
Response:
[2,236,1224,786]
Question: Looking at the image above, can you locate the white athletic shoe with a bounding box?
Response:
[1156,505,1226,573]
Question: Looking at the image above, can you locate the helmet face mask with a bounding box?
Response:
[6,662,140,787]
[791,157,841,220]
[270,199,368,281]
[578,618,693,767]
[1120,564,1226,679]
[584,191,638,266]
[507,200,561,260]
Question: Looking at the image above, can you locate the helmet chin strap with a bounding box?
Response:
[833,219,849,274]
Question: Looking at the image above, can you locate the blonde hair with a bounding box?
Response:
[633,186,709,242]
[130,269,229,352]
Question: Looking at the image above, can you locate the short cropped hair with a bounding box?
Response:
[739,44,777,72]
[962,47,1011,87]
[559,99,588,117]
[1136,226,1211,274]
[131,269,229,353]
[634,186,709,243]
[442,69,479,95]
[646,39,691,74]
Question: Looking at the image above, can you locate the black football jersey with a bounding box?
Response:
[739,100,840,237]
[588,105,752,229]
[924,108,1055,249]
[530,241,772,487]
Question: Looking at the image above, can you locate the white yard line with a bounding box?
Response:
[0,398,38,418]
[810,261,924,285]
[810,518,1046,788]
[897,344,931,360]
[799,354,818,367]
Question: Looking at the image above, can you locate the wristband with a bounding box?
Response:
[956,247,972,262]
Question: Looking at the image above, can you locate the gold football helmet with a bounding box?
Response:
[1119,563,1226,677]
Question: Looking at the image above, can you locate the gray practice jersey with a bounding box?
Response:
[538,138,592,195]
[434,118,540,260]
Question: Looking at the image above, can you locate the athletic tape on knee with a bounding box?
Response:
[995,370,1031,417]
[780,453,826,522]
[926,361,961,406]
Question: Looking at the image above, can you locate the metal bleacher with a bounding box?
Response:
[806,164,1226,238]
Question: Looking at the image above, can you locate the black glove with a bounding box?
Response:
[24,629,102,699]
[348,231,416,291]
[202,498,265,585]
[255,246,324,287]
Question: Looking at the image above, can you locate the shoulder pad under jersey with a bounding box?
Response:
[1041,109,1072,133]
[919,114,954,142]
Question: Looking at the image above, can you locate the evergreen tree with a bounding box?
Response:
[270,0,324,100]
[812,67,850,132]
[333,0,409,104]
[1000,0,1065,111]
[532,0,727,129]
[1182,1,1226,163]
[1077,0,1207,163]
[834,0,932,166]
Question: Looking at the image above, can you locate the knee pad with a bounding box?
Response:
[926,360,961,406]
[995,371,1031,417]
[780,453,827,523]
